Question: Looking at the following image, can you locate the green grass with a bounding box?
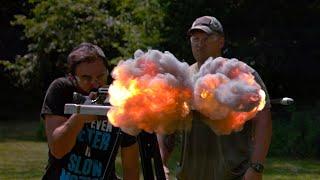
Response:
[1,120,320,179]
[0,141,48,179]
[263,158,320,180]
[165,144,320,179]
[0,120,48,179]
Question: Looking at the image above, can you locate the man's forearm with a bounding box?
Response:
[48,114,87,158]
[251,109,272,163]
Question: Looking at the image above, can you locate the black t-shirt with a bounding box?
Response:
[41,77,136,180]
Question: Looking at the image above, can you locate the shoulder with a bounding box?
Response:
[44,77,75,103]
[251,70,265,87]
[250,70,272,109]
[46,77,75,95]
[49,77,74,89]
[41,77,75,118]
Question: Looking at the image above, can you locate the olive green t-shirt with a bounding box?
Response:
[177,62,271,180]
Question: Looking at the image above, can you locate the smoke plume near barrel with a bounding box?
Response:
[193,57,266,135]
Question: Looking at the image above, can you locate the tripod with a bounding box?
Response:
[138,131,166,180]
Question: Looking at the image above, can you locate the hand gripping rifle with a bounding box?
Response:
[64,88,166,180]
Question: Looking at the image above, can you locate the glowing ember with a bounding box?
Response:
[193,57,266,135]
[200,90,209,99]
[107,49,193,135]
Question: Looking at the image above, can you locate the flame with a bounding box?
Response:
[182,102,190,117]
[257,89,266,111]
[107,49,193,135]
[201,90,209,99]
[109,79,139,107]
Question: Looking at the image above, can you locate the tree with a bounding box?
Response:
[1,0,165,91]
[161,0,320,100]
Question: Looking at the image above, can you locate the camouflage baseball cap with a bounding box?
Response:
[188,16,224,35]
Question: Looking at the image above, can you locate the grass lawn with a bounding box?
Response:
[263,158,320,180]
[1,120,320,179]
[0,120,48,180]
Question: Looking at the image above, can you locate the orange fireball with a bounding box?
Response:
[107,50,193,135]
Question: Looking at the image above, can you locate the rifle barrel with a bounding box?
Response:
[64,104,111,116]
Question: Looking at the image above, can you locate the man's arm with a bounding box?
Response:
[244,108,272,179]
[121,142,140,180]
[45,114,96,159]
[157,133,176,179]
[251,108,272,163]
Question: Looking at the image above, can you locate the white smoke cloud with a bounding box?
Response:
[193,57,266,135]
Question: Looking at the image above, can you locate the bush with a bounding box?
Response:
[269,103,320,158]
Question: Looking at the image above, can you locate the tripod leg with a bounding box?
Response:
[138,132,155,179]
[151,134,166,180]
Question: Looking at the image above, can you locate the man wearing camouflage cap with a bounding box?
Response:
[176,16,272,180]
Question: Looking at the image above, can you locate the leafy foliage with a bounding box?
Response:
[1,0,165,88]
[270,103,320,158]
[12,0,164,58]
[0,54,38,88]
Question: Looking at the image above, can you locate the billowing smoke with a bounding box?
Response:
[107,49,193,136]
[193,57,266,135]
